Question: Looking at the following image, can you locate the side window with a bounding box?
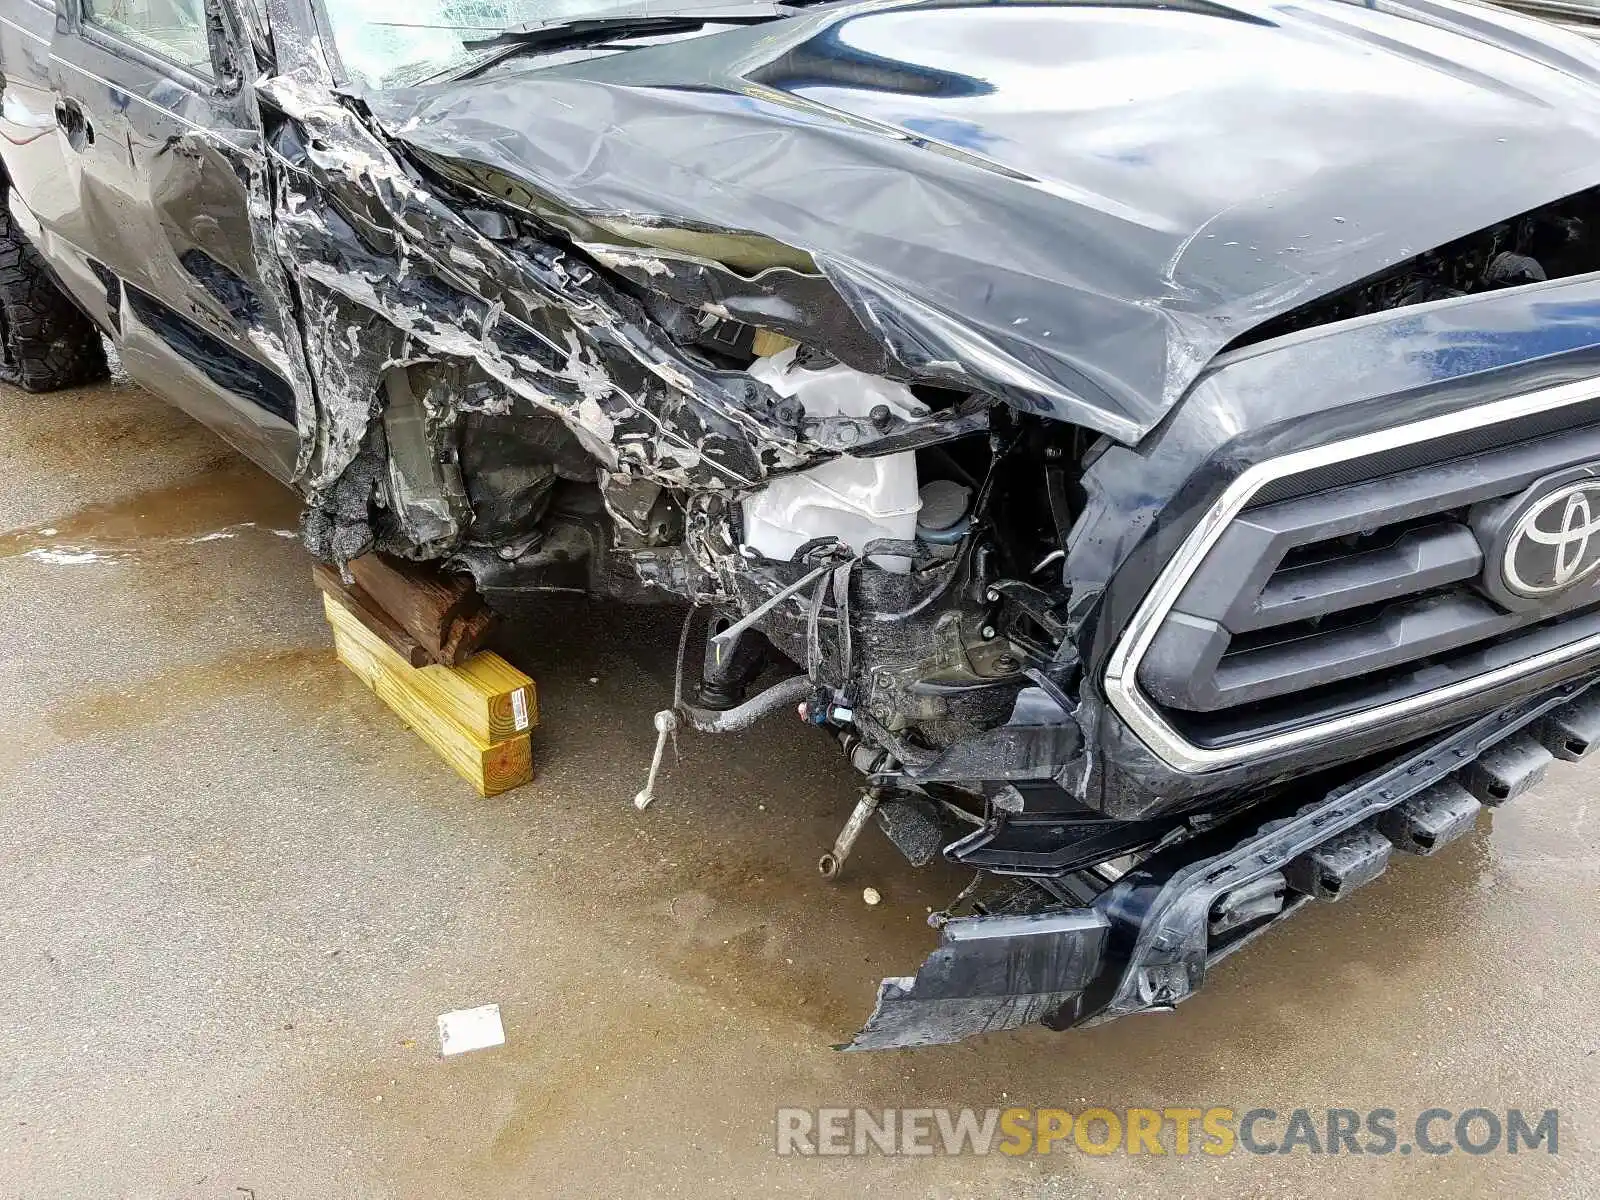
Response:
[84,0,214,76]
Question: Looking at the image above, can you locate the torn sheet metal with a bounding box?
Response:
[257,67,822,511]
[364,0,1600,443]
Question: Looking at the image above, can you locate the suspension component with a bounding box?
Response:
[819,787,882,880]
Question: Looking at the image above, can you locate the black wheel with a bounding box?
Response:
[0,203,108,392]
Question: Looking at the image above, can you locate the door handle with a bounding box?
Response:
[53,97,94,150]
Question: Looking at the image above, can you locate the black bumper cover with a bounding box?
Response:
[844,673,1599,1050]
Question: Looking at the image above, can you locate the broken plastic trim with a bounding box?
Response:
[843,910,1111,1051]
[1084,682,1592,1025]
[846,673,1598,1049]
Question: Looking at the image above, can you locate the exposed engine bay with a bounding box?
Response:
[296,161,1600,964]
[1238,189,1600,346]
[306,176,1600,806]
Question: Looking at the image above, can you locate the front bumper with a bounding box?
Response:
[845,674,1600,1050]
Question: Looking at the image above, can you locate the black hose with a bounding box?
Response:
[680,675,812,733]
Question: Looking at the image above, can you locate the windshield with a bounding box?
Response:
[322,0,615,88]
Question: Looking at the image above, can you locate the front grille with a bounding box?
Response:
[1134,411,1600,749]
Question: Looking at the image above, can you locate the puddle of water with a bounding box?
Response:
[46,646,338,737]
[0,460,301,562]
[22,547,113,566]
[12,523,301,565]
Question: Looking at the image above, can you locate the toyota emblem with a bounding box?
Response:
[1502,480,1600,597]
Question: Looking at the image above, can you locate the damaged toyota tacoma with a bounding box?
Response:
[6,0,1600,1049]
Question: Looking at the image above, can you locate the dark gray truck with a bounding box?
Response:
[3,0,1600,1047]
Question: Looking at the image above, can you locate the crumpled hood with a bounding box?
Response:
[367,0,1600,443]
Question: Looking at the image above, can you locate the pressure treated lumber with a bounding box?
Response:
[323,593,535,797]
[317,569,537,740]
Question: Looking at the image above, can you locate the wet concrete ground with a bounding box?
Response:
[0,375,1597,1199]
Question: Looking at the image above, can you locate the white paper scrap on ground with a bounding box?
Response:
[437,1004,505,1056]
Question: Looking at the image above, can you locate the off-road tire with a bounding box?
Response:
[0,205,108,392]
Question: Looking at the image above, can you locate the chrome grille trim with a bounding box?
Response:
[1103,376,1600,773]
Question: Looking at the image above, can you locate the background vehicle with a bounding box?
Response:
[1490,0,1600,36]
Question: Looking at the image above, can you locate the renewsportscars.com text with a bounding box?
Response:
[775,1106,1560,1157]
